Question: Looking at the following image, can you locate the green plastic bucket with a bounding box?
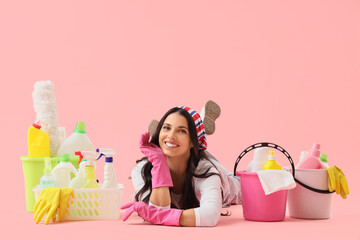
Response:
[21,156,79,212]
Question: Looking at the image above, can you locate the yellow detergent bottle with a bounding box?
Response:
[28,121,50,157]
[81,151,99,189]
[262,151,282,170]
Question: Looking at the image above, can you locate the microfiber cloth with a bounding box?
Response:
[257,170,296,195]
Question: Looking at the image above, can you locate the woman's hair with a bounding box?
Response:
[134,107,221,210]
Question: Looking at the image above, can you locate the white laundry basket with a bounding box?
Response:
[33,184,124,220]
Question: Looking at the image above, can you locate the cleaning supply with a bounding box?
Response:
[68,152,86,189]
[246,147,269,172]
[297,143,324,169]
[28,121,50,158]
[139,132,173,188]
[262,151,282,170]
[56,121,94,157]
[33,187,60,224]
[320,153,329,168]
[327,166,349,199]
[51,154,77,188]
[32,80,65,156]
[121,201,182,226]
[40,158,55,190]
[58,188,74,222]
[296,151,308,168]
[257,170,296,195]
[81,151,99,189]
[97,148,118,188]
[33,187,74,224]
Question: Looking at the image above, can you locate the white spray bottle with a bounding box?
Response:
[97,148,118,188]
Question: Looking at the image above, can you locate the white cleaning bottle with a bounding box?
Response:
[51,154,77,188]
[56,121,94,157]
[97,148,118,188]
[81,151,99,189]
[69,152,87,189]
[246,147,269,172]
[40,157,55,189]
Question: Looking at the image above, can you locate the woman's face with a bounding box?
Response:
[159,112,193,159]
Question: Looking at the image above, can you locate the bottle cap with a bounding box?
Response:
[60,153,71,162]
[74,121,86,134]
[105,157,113,163]
[268,151,275,160]
[32,120,41,129]
[320,153,328,163]
[312,143,320,150]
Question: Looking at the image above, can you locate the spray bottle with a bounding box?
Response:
[40,157,55,189]
[69,152,87,189]
[97,148,118,188]
[262,151,282,170]
[81,151,99,189]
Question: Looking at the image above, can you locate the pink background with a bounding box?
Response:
[1,0,359,239]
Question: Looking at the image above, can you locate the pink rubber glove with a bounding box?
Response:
[121,201,182,226]
[139,132,173,188]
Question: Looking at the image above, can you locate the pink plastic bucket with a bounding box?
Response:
[233,142,296,222]
[237,171,288,221]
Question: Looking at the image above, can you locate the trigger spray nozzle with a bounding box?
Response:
[96,148,116,163]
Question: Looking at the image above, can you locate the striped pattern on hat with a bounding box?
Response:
[178,106,207,150]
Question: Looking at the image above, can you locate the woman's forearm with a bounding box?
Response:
[149,187,171,207]
[179,209,196,227]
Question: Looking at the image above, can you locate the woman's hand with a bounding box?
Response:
[139,132,173,188]
[121,201,182,226]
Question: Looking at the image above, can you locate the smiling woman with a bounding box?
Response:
[121,105,242,227]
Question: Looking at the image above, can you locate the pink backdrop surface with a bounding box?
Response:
[1,1,359,239]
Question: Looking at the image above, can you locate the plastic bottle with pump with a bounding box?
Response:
[320,153,329,168]
[68,152,87,189]
[51,154,77,188]
[296,143,325,169]
[81,151,99,189]
[28,120,50,158]
[262,151,282,170]
[97,148,118,188]
[40,158,55,189]
[56,122,94,157]
[246,147,269,172]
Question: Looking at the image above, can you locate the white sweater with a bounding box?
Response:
[131,159,223,227]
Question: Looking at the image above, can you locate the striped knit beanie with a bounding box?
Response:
[178,106,207,150]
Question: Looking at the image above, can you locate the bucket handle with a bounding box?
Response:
[233,142,333,194]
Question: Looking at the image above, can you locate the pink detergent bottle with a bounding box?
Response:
[297,143,325,169]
